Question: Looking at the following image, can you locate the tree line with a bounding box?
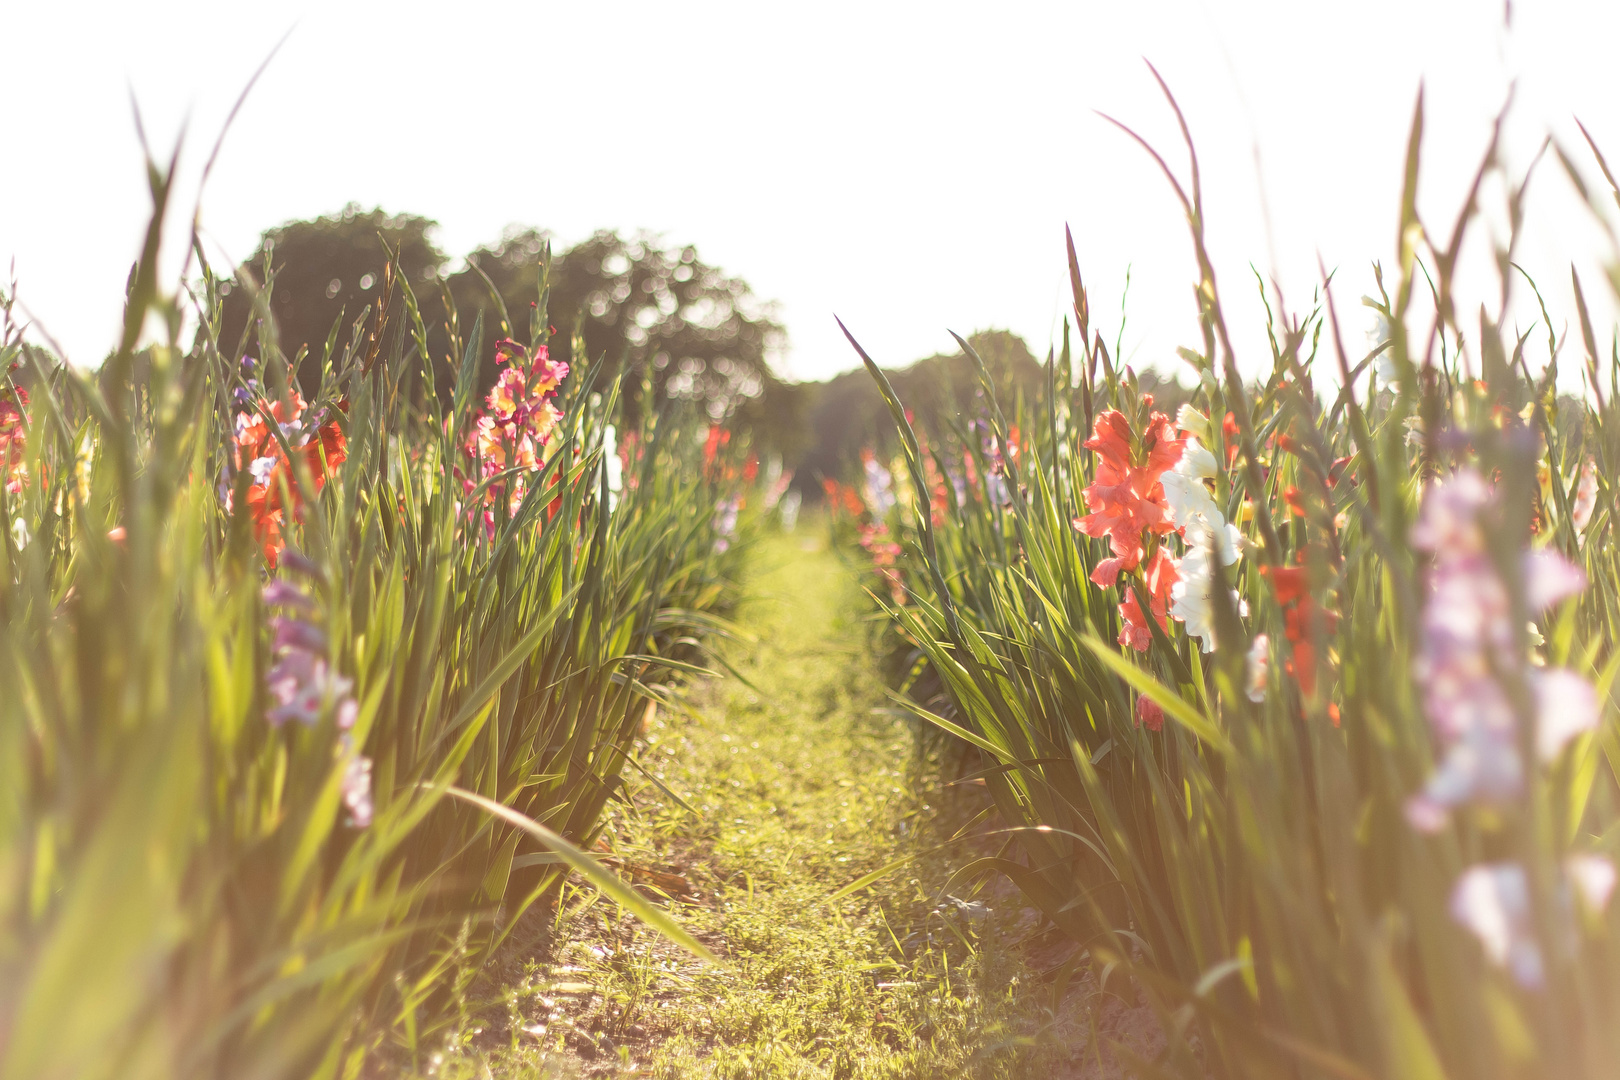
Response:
[216,206,1051,495]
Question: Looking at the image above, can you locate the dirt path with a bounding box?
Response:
[414,530,1159,1079]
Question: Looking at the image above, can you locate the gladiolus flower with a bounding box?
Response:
[1116,548,1179,651]
[339,736,374,828]
[228,384,348,568]
[264,568,370,827]
[1162,435,1245,652]
[1261,563,1336,699]
[0,385,30,494]
[862,450,897,516]
[1221,411,1240,466]
[263,572,354,732]
[1451,856,1617,989]
[703,424,728,472]
[1135,695,1165,732]
[1406,469,1597,833]
[1076,408,1183,570]
[1572,459,1598,537]
[1076,404,1189,652]
[462,340,570,539]
[1451,863,1544,988]
[1245,634,1269,703]
[860,522,906,605]
[713,496,741,553]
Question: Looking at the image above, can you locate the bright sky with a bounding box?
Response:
[5,0,1620,387]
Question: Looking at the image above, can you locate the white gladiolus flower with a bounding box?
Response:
[1450,855,1617,990]
[1451,863,1543,988]
[1169,544,1248,652]
[1175,403,1210,441]
[1165,437,1245,652]
[1245,634,1269,702]
[1162,439,1235,563]
[1175,435,1220,480]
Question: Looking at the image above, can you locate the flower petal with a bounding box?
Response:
[1523,549,1586,611]
[1450,862,1542,988]
[1533,668,1599,762]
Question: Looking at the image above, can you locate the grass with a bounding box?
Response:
[410,527,1166,1079]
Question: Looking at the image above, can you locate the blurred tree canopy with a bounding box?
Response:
[443,229,787,426]
[220,209,796,447]
[215,209,1069,481]
[790,330,1046,493]
[219,205,445,373]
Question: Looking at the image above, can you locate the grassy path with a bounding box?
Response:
[422,531,1148,1078]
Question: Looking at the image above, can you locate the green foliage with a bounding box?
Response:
[416,532,1108,1079]
[0,147,741,1078]
[856,86,1620,1079]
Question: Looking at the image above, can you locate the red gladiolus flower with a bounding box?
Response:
[703,424,729,472]
[859,522,906,605]
[1117,547,1180,650]
[231,391,348,568]
[1222,411,1241,466]
[1136,694,1165,732]
[1261,563,1338,700]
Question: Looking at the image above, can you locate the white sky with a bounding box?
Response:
[4,0,1620,387]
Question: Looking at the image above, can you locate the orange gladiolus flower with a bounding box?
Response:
[231,390,347,568]
[1076,408,1184,581]
[1074,404,1185,651]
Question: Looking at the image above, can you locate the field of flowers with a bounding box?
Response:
[841,92,1620,1079]
[0,152,761,1079]
[13,71,1620,1080]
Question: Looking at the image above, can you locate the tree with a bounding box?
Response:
[791,329,1047,495]
[219,205,446,379]
[444,229,786,425]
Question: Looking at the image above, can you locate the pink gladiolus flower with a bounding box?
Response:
[713,496,741,554]
[1406,470,1596,832]
[1245,634,1269,703]
[1572,459,1598,536]
[1523,549,1586,611]
[1451,855,1617,989]
[339,736,373,828]
[462,340,569,539]
[1568,853,1617,913]
[1532,669,1598,762]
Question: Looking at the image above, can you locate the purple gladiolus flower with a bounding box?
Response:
[262,579,317,613]
[1405,470,1597,832]
[262,567,370,828]
[339,735,373,828]
[713,496,740,554]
